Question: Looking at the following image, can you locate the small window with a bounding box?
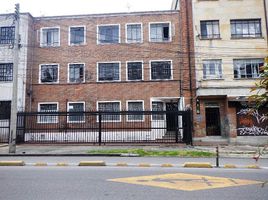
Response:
[68,102,85,123]
[127,101,144,121]
[152,101,164,120]
[150,23,171,42]
[41,27,60,47]
[126,24,142,43]
[234,59,264,79]
[40,64,59,83]
[38,103,58,123]
[200,20,220,39]
[0,101,11,120]
[231,19,262,38]
[151,61,172,80]
[98,62,120,82]
[69,64,84,83]
[203,60,222,79]
[0,63,13,82]
[69,26,85,45]
[98,102,121,122]
[0,26,15,44]
[98,25,120,44]
[127,62,142,81]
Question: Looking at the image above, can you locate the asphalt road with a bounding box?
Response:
[0,156,268,167]
[0,167,267,200]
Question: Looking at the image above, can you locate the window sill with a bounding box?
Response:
[233,78,260,80]
[202,78,224,81]
[97,42,120,45]
[39,82,59,84]
[126,41,143,44]
[199,37,222,41]
[40,45,60,48]
[150,79,173,81]
[97,80,121,83]
[149,41,172,43]
[69,43,87,46]
[230,36,264,40]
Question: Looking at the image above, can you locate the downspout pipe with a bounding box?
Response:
[264,0,268,46]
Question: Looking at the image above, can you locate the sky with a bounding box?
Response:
[0,0,173,17]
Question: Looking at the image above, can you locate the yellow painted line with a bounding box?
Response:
[78,161,106,166]
[108,173,262,191]
[138,163,151,167]
[224,164,236,168]
[161,163,173,167]
[0,161,25,166]
[183,162,212,168]
[34,162,47,166]
[246,165,260,169]
[116,162,128,167]
[57,162,68,167]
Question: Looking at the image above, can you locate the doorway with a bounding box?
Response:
[166,102,178,131]
[205,107,221,136]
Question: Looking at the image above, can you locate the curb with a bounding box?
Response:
[0,160,25,166]
[183,162,213,168]
[0,153,122,157]
[78,161,106,166]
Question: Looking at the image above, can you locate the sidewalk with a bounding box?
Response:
[0,144,267,158]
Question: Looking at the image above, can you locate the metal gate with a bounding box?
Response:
[0,115,10,143]
[16,110,192,145]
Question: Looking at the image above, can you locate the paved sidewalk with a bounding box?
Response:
[0,144,267,158]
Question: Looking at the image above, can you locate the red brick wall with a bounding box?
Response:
[25,11,192,111]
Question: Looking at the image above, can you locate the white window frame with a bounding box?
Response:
[233,58,264,79]
[126,61,144,81]
[202,59,223,80]
[125,23,143,43]
[68,63,85,83]
[67,101,85,123]
[40,27,60,47]
[149,22,172,42]
[96,101,121,122]
[97,24,121,44]
[150,60,173,80]
[68,25,86,46]
[97,61,121,82]
[150,99,166,121]
[126,100,145,122]
[39,63,60,84]
[37,102,59,124]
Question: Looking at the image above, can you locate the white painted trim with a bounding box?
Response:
[39,63,60,84]
[150,98,166,121]
[125,23,143,44]
[97,61,121,82]
[149,60,173,81]
[96,100,121,122]
[37,102,59,124]
[67,63,85,83]
[68,25,86,46]
[126,100,145,122]
[148,21,172,42]
[67,101,86,123]
[97,24,121,44]
[40,26,60,47]
[126,60,144,81]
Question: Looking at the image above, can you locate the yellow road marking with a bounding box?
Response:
[108,173,261,191]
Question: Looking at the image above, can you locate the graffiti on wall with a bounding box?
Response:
[237,108,268,136]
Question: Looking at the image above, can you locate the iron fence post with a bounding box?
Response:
[98,113,102,146]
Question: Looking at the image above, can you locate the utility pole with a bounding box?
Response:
[9,4,20,153]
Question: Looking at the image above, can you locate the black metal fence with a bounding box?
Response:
[0,115,10,143]
[16,110,192,145]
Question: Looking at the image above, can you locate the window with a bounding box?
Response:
[151,61,172,80]
[98,62,120,82]
[234,59,264,79]
[0,101,11,120]
[200,20,220,39]
[203,60,222,79]
[68,102,85,123]
[41,27,60,47]
[68,63,84,83]
[98,25,120,44]
[126,24,142,43]
[127,62,143,81]
[98,102,121,121]
[0,63,13,82]
[69,26,85,45]
[152,101,164,120]
[38,103,58,123]
[40,64,59,83]
[150,23,171,42]
[231,19,262,38]
[0,26,15,44]
[127,101,144,121]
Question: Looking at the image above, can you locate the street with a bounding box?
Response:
[0,166,267,200]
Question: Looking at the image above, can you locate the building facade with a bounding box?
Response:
[173,0,268,145]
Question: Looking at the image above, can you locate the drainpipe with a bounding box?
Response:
[264,0,268,46]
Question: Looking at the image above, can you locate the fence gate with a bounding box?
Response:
[0,115,10,143]
[16,110,192,145]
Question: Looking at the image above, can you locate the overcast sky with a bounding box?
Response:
[0,0,173,17]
